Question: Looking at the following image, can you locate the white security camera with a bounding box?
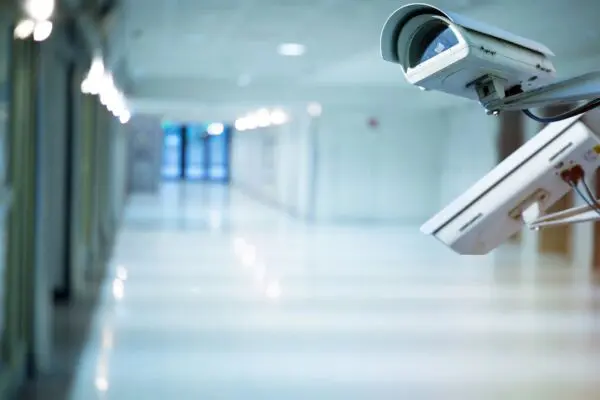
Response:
[421,116,600,255]
[381,3,556,106]
[381,4,600,254]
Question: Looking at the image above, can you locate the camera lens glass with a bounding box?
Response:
[409,20,459,67]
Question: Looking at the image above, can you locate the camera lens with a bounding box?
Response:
[409,20,459,67]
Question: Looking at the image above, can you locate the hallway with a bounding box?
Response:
[37,184,600,399]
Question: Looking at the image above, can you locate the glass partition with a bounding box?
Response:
[207,127,230,181]
[161,122,231,182]
[161,124,182,179]
[185,124,206,179]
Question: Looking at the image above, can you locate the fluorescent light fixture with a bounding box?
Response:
[14,19,35,39]
[25,0,55,21]
[270,109,287,125]
[307,102,322,116]
[235,118,247,131]
[80,79,92,94]
[33,20,52,41]
[95,376,109,392]
[256,109,271,127]
[245,115,258,130]
[81,57,106,95]
[207,122,224,135]
[89,57,105,78]
[277,43,305,56]
[119,111,131,124]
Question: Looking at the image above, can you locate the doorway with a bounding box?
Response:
[161,122,231,182]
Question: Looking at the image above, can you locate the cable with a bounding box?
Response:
[568,181,600,218]
[580,179,600,214]
[522,98,600,123]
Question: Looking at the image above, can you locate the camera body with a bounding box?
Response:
[420,117,600,255]
[380,3,556,104]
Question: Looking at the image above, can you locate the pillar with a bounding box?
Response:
[582,109,600,270]
[537,105,575,260]
[497,111,525,243]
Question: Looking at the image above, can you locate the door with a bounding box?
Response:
[161,123,231,182]
[206,126,231,182]
[161,124,183,180]
[185,124,207,180]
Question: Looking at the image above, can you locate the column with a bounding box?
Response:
[537,105,574,260]
[497,110,524,243]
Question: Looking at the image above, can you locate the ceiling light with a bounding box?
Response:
[119,111,131,124]
[307,102,322,117]
[277,43,305,56]
[256,109,271,127]
[32,20,52,41]
[89,57,105,78]
[207,122,224,135]
[25,0,55,22]
[95,376,109,392]
[14,19,35,39]
[81,57,105,95]
[235,118,247,131]
[270,109,287,125]
[245,115,258,130]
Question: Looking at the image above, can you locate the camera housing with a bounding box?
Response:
[380,3,557,104]
[420,116,600,255]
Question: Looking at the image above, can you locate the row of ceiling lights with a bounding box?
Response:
[12,1,131,124]
[81,57,131,124]
[235,108,288,131]
[13,0,55,41]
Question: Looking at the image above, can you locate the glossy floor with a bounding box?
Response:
[23,184,600,399]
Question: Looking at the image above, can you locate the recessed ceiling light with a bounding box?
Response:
[307,102,322,116]
[207,122,224,135]
[278,43,305,56]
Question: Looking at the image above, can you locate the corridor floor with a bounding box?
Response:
[29,184,600,399]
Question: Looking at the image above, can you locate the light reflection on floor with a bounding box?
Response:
[51,184,600,399]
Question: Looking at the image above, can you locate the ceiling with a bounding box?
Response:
[119,0,600,122]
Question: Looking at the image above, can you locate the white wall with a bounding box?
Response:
[438,104,498,207]
[231,106,496,224]
[231,111,314,217]
[127,115,164,194]
[231,108,451,223]
[312,109,448,223]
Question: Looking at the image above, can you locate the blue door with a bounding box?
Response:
[185,124,207,180]
[161,122,231,182]
[206,126,230,182]
[161,124,183,179]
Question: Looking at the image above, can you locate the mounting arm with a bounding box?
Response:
[483,71,600,112]
[528,198,600,229]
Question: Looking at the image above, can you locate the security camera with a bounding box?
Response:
[421,116,600,255]
[381,3,556,105]
[381,3,600,118]
[381,4,600,254]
